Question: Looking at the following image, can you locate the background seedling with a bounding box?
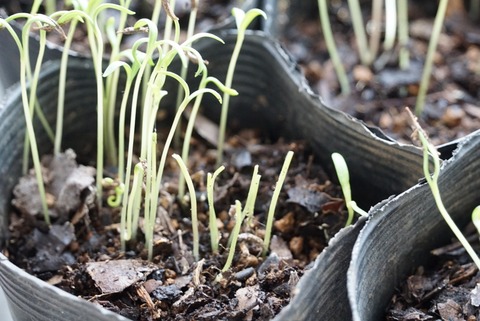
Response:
[317,0,350,95]
[397,0,410,69]
[414,0,448,115]
[347,0,374,66]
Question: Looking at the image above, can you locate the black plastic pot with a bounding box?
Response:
[273,216,367,321]
[0,28,428,321]
[347,130,480,321]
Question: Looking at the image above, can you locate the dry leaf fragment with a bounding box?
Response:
[86,260,157,294]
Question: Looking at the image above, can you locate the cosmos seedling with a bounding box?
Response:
[206,165,225,254]
[407,108,480,269]
[51,10,87,155]
[0,14,61,225]
[331,152,368,226]
[216,7,267,166]
[172,154,200,261]
[60,0,134,201]
[244,165,261,228]
[262,151,294,256]
[222,201,244,272]
[173,0,200,148]
[104,0,134,167]
[178,75,238,198]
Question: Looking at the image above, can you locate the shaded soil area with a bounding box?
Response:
[4,129,348,321]
[386,228,480,321]
[281,0,480,146]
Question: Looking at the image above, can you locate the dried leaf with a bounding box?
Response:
[86,260,157,294]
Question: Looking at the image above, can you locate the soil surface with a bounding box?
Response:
[385,227,480,321]
[5,129,348,321]
[281,0,480,146]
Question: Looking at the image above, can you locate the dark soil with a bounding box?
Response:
[5,128,348,321]
[385,228,480,321]
[281,0,480,146]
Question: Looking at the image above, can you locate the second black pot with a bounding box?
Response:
[348,130,480,321]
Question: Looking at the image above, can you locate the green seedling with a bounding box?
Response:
[102,177,124,208]
[123,161,144,247]
[102,49,141,184]
[225,165,261,248]
[317,0,350,95]
[415,0,448,115]
[113,18,224,255]
[19,15,57,174]
[144,131,158,261]
[5,13,56,174]
[118,20,159,250]
[173,0,199,149]
[244,165,261,228]
[216,7,267,166]
[104,0,133,167]
[70,0,134,201]
[263,151,294,256]
[331,152,368,226]
[172,154,200,261]
[51,10,84,155]
[1,14,61,225]
[207,165,225,254]
[146,77,222,260]
[407,108,480,269]
[222,200,244,272]
[472,206,480,238]
[142,52,222,260]
[178,75,237,198]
